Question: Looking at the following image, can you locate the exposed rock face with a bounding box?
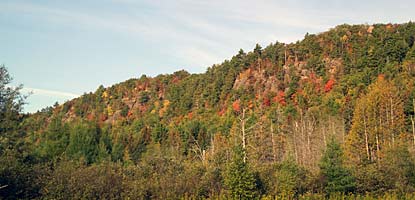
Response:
[233,59,281,94]
[233,56,342,101]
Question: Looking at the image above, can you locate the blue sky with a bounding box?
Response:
[1,0,414,113]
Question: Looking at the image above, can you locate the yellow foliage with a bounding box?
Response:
[341,34,348,42]
[159,100,170,117]
[102,91,108,98]
[154,101,160,108]
[346,76,405,164]
[107,105,113,116]
[163,100,170,107]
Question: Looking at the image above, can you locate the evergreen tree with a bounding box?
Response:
[66,121,100,164]
[0,65,26,154]
[319,138,356,194]
[224,145,259,199]
[273,157,308,197]
[254,43,262,56]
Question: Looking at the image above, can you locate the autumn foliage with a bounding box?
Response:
[324,79,335,93]
[273,91,286,105]
[232,100,241,112]
[4,23,415,199]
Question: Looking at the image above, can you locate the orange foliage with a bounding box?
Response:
[255,93,260,100]
[378,74,385,80]
[248,101,254,109]
[309,72,317,80]
[232,100,241,112]
[273,90,286,106]
[324,79,335,93]
[86,113,94,121]
[218,107,226,116]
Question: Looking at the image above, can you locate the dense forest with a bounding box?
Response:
[2,22,415,199]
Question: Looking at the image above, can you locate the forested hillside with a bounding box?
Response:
[2,22,415,199]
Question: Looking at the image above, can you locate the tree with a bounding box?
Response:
[254,43,262,56]
[41,161,124,199]
[66,121,100,164]
[346,76,405,163]
[382,145,415,193]
[151,122,168,144]
[224,145,259,199]
[37,116,70,161]
[273,157,308,198]
[0,65,41,199]
[403,44,415,74]
[0,65,26,154]
[319,138,355,194]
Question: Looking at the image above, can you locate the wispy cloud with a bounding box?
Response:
[22,87,79,98]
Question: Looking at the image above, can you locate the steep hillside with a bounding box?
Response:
[9,22,415,199]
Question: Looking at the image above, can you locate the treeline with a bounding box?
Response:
[2,22,415,199]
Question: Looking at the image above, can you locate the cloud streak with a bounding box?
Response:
[22,87,79,98]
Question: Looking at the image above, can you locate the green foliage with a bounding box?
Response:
[382,145,415,193]
[354,162,389,194]
[224,146,259,199]
[0,66,41,199]
[5,23,415,199]
[139,91,150,104]
[273,157,309,197]
[0,65,26,154]
[151,122,168,144]
[42,160,124,199]
[320,138,356,194]
[0,151,42,199]
[36,116,70,161]
[66,121,100,164]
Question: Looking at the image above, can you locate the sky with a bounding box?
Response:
[1,0,414,113]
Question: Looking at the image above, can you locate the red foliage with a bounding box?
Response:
[324,79,335,93]
[273,90,286,106]
[309,72,317,80]
[218,108,226,116]
[232,100,241,112]
[100,113,108,122]
[263,97,271,107]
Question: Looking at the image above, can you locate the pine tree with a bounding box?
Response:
[319,138,355,194]
[225,145,259,199]
[274,157,308,197]
[66,121,100,164]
